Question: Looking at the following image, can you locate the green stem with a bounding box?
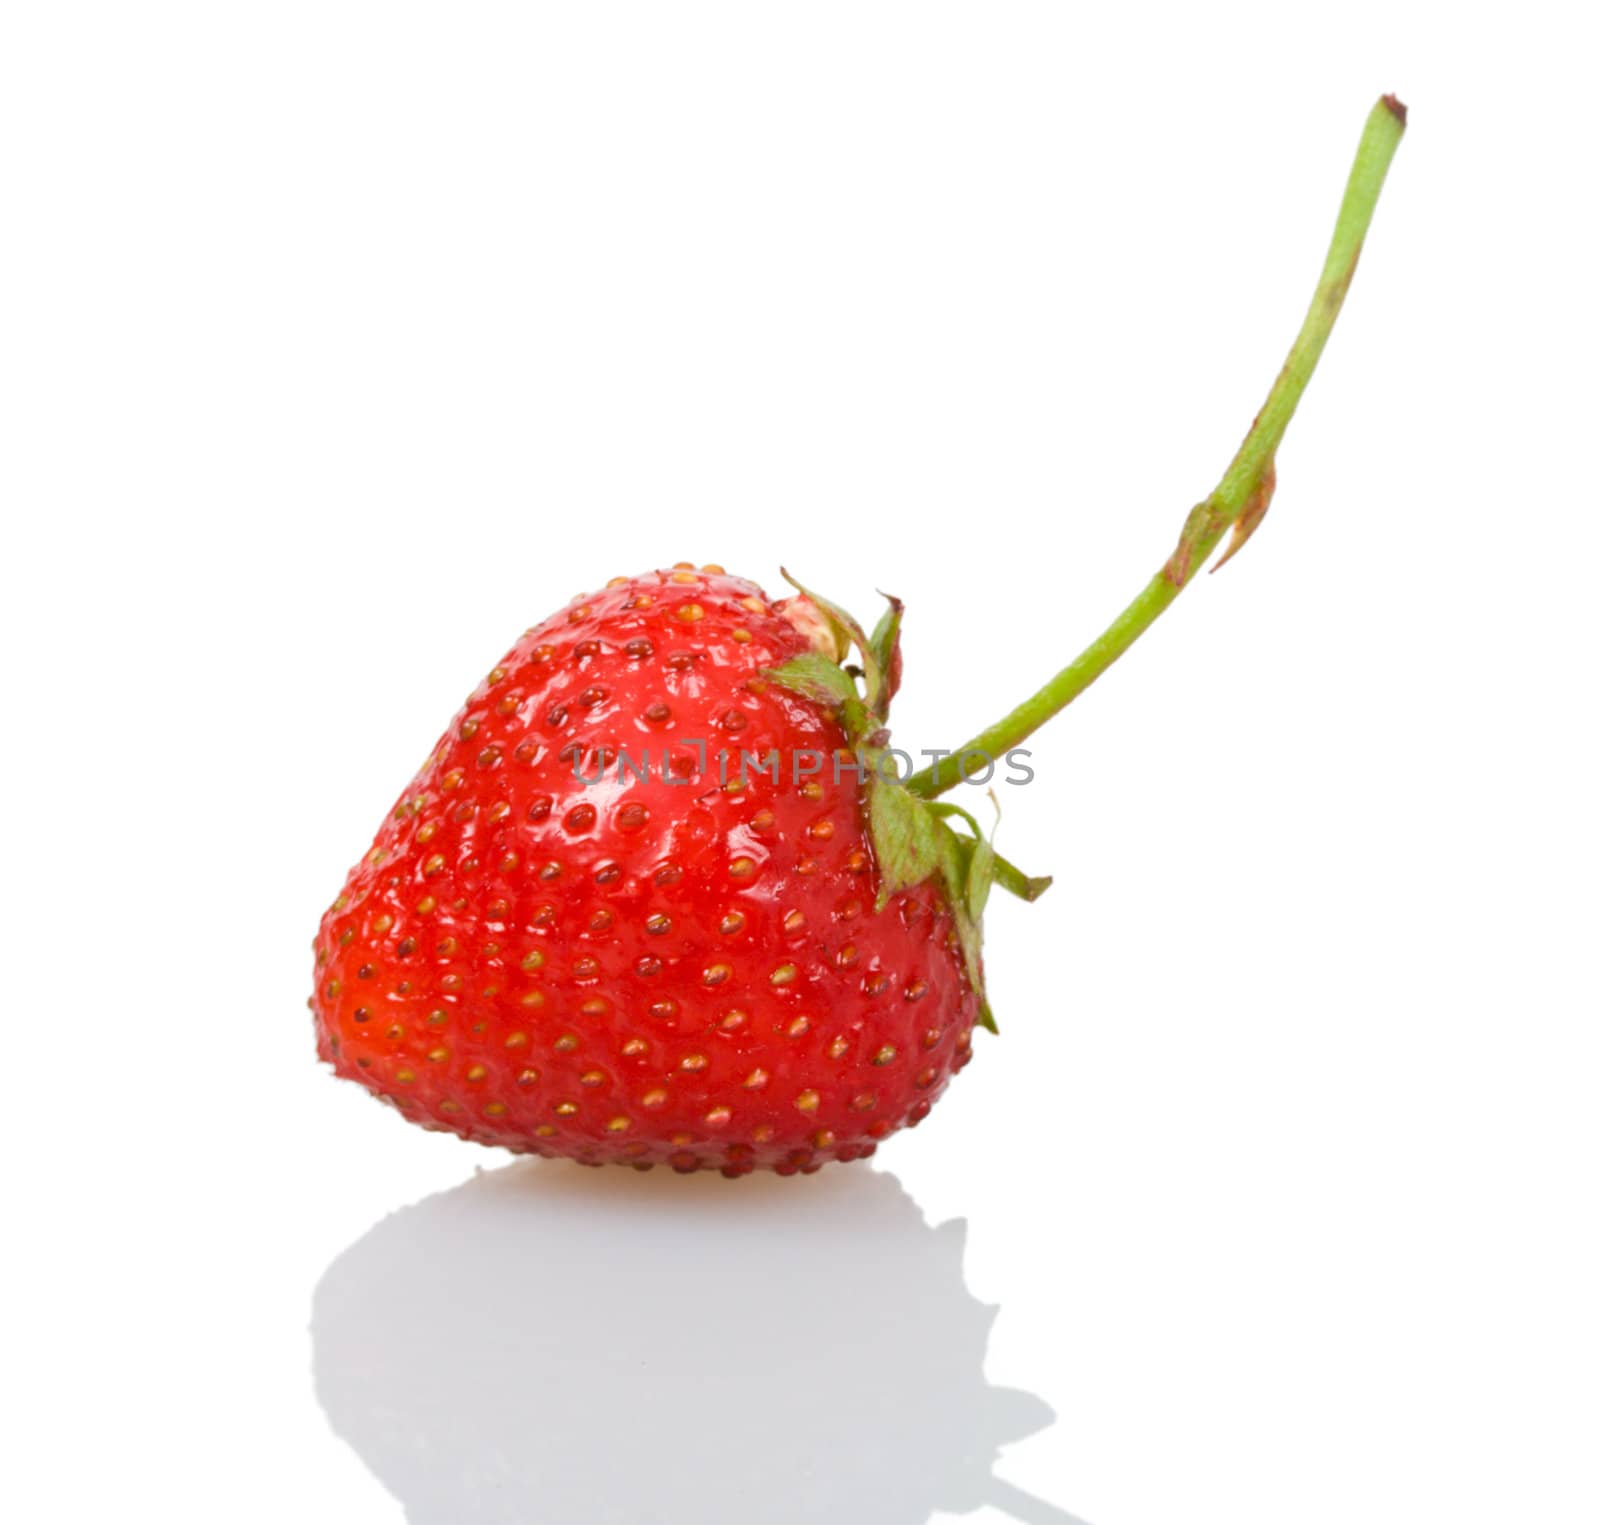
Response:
[905,95,1407,800]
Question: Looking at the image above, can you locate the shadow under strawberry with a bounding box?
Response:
[311,1164,1088,1524]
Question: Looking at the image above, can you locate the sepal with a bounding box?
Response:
[765,576,1051,1035]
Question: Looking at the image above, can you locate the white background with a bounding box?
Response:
[4,4,1597,1523]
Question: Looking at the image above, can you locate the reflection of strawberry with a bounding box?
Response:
[310,98,1405,1172]
[313,1164,1066,1525]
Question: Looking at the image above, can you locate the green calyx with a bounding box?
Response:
[767,572,1051,1033]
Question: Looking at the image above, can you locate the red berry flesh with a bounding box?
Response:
[311,566,979,1173]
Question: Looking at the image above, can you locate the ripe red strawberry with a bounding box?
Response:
[310,96,1406,1174]
[312,566,989,1174]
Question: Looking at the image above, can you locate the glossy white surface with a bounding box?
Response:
[7,4,1597,1523]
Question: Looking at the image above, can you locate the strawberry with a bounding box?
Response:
[310,96,1407,1173]
[311,566,995,1174]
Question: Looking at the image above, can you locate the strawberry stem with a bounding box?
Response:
[905,95,1407,801]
